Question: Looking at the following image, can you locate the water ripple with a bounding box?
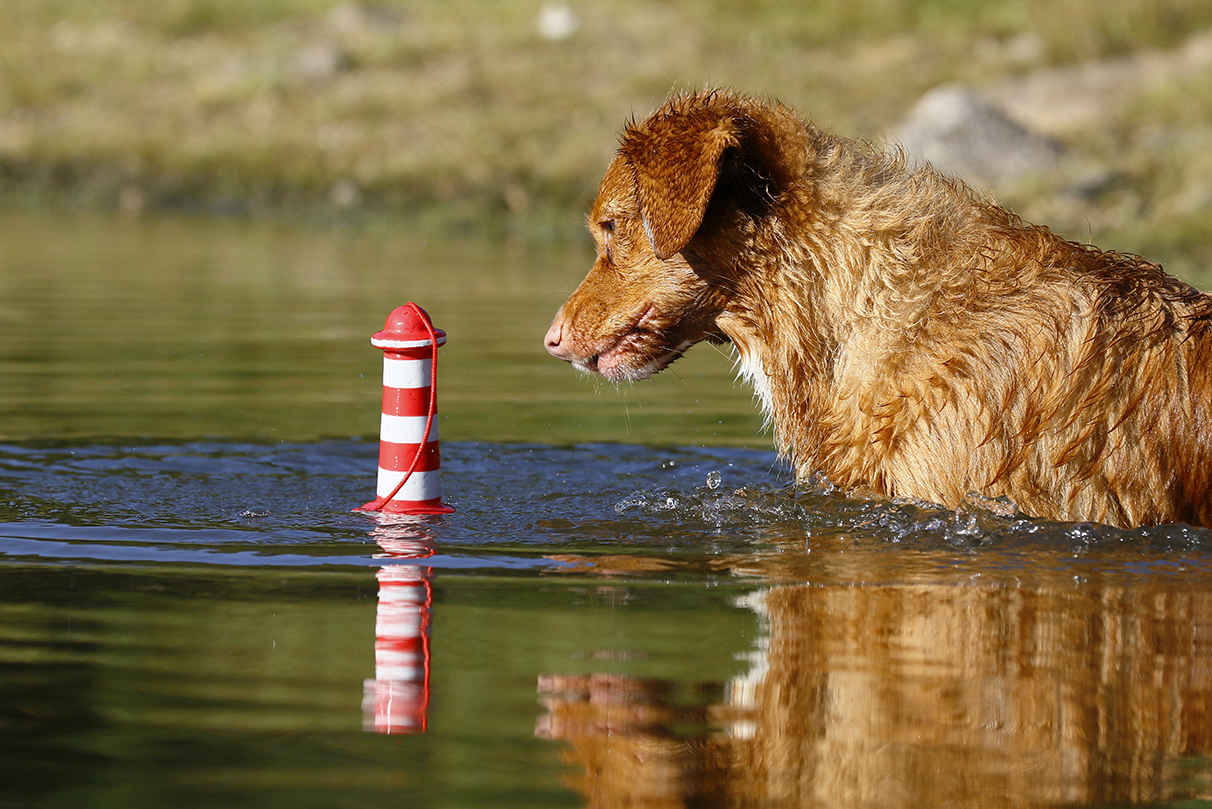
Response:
[1,441,1210,575]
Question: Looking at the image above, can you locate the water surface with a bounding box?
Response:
[0,210,764,444]
[2,210,1212,808]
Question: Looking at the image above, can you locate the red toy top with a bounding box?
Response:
[372,303,447,350]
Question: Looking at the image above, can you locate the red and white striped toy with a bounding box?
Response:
[358,303,455,514]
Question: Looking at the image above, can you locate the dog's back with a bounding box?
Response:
[546,90,1212,528]
[848,228,1212,527]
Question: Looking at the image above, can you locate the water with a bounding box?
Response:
[3,210,1212,808]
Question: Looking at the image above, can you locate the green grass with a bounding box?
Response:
[1,0,1212,280]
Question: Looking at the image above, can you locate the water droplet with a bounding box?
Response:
[706,470,722,490]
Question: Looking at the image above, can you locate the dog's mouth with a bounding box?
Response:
[574,304,697,382]
[588,339,694,381]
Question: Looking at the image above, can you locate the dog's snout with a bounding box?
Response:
[545,317,572,361]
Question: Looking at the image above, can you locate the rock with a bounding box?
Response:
[537,3,578,41]
[330,178,362,209]
[290,44,349,83]
[893,84,1066,187]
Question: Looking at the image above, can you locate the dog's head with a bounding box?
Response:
[544,90,804,381]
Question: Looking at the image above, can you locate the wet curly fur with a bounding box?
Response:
[544,89,1212,528]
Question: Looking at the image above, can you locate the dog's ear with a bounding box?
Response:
[621,114,740,260]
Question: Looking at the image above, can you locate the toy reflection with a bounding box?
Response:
[361,519,437,734]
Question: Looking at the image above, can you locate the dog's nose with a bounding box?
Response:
[545,318,573,361]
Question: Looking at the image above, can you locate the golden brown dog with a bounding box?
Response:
[544,89,1212,528]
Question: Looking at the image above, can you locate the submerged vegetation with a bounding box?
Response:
[2,0,1212,279]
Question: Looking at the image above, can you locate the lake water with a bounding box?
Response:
[3,209,1212,808]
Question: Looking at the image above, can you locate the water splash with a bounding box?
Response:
[610,471,1212,554]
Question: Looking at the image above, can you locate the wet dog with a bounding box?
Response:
[544,89,1212,528]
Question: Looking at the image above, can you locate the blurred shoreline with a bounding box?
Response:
[2,0,1211,281]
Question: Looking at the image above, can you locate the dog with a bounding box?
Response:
[544,89,1212,529]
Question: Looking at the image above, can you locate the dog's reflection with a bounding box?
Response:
[538,580,1212,808]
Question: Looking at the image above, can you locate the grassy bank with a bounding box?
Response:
[2,0,1212,276]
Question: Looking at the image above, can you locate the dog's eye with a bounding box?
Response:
[598,220,616,263]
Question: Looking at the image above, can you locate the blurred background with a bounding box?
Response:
[4,0,1212,445]
[3,0,1212,273]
